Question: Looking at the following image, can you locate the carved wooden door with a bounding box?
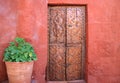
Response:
[47,6,85,81]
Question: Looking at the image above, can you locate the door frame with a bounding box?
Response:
[47,4,87,83]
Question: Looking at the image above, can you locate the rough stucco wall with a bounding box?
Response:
[48,0,120,83]
[0,0,17,81]
[0,0,47,83]
[0,0,120,83]
[88,0,120,83]
[17,0,47,83]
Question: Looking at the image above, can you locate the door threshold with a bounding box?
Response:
[47,80,86,83]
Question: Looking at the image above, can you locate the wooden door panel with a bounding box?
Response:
[49,45,65,80]
[66,46,82,64]
[66,7,84,44]
[66,64,82,80]
[66,6,85,80]
[49,7,66,44]
[48,7,66,81]
[48,6,85,81]
[66,46,82,80]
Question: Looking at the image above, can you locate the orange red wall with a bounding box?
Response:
[0,0,47,83]
[0,0,17,81]
[0,0,120,83]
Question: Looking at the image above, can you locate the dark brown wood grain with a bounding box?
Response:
[49,7,66,44]
[48,7,66,81]
[49,44,65,80]
[47,6,85,81]
[66,46,82,80]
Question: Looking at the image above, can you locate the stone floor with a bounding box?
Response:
[2,80,86,83]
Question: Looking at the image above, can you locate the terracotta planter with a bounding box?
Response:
[5,61,34,83]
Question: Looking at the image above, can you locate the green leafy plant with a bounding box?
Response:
[3,37,37,62]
